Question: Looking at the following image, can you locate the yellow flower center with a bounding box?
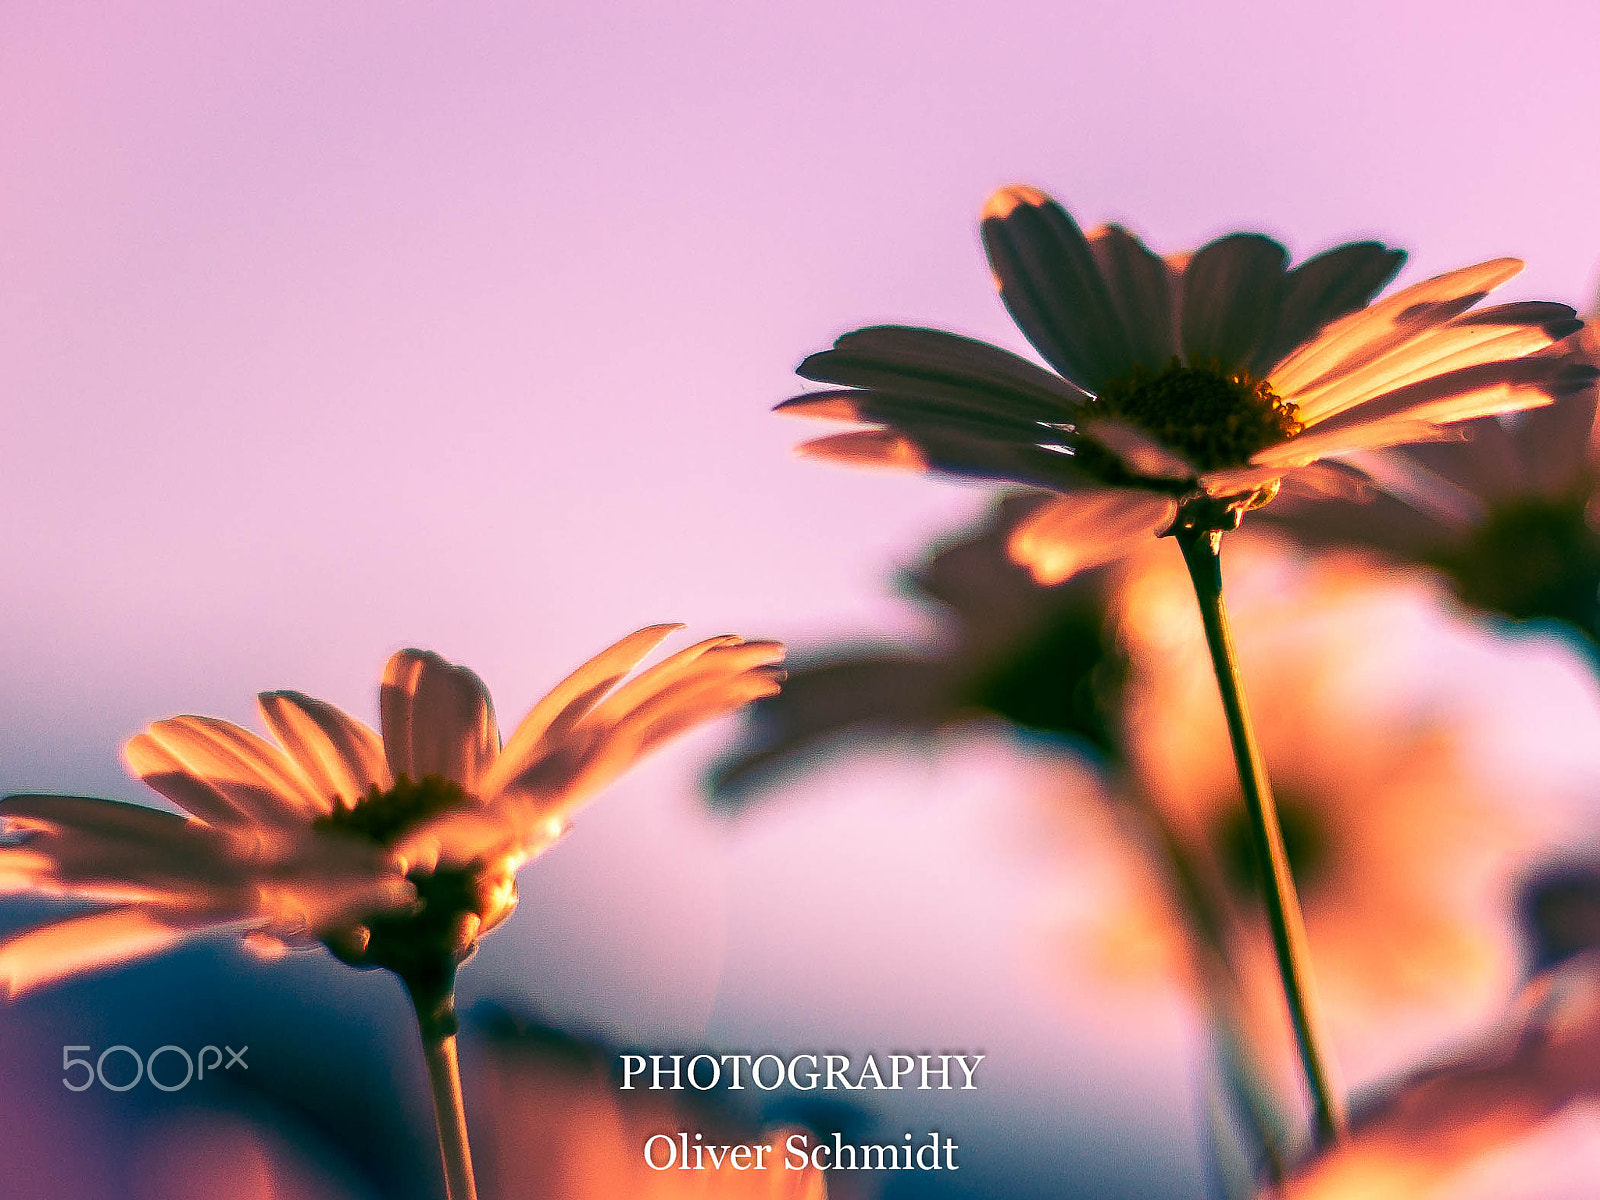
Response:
[1093,360,1301,473]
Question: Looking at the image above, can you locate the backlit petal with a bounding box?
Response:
[1179,233,1289,372]
[257,691,388,808]
[0,907,234,997]
[981,185,1135,390]
[1268,258,1524,400]
[482,624,683,801]
[1008,490,1178,585]
[379,650,498,791]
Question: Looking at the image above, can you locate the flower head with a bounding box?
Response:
[781,186,1595,582]
[0,626,784,999]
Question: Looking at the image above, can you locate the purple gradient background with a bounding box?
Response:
[4,3,1600,1195]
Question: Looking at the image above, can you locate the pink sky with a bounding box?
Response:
[5,3,1600,1191]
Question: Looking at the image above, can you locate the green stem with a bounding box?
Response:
[1125,790,1287,1181]
[1175,525,1347,1146]
[1113,774,1288,1179]
[407,974,479,1200]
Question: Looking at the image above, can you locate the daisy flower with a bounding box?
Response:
[774,185,1591,1145]
[0,625,784,1200]
[782,185,1594,583]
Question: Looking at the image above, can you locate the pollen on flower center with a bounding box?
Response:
[1093,360,1302,473]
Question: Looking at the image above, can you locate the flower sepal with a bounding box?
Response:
[1168,493,1246,539]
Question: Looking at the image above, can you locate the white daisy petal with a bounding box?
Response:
[1179,232,1289,371]
[0,907,241,998]
[0,794,242,903]
[1300,357,1579,443]
[379,650,498,790]
[256,691,389,809]
[457,642,788,861]
[142,716,323,824]
[3,792,204,843]
[128,719,320,830]
[1088,223,1179,369]
[1008,490,1179,585]
[573,635,749,733]
[796,430,929,471]
[124,733,254,829]
[1251,420,1452,469]
[379,651,424,783]
[1249,242,1407,376]
[1292,303,1577,426]
[551,665,787,822]
[483,624,684,801]
[980,185,1135,390]
[1267,258,1524,399]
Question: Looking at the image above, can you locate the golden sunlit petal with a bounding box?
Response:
[257,690,389,808]
[981,183,1051,220]
[124,733,250,829]
[380,649,499,791]
[1007,490,1178,585]
[773,392,862,420]
[1268,258,1524,397]
[0,908,229,998]
[1292,317,1569,427]
[480,623,685,801]
[140,716,323,825]
[796,429,929,470]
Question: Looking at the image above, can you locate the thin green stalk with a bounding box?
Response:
[1122,788,1288,1181]
[408,975,479,1200]
[1175,525,1347,1146]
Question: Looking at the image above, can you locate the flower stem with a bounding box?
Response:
[1174,525,1347,1146]
[406,972,479,1200]
[1125,789,1288,1180]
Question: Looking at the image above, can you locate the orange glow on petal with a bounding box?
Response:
[773,394,861,421]
[796,430,928,471]
[0,909,200,997]
[1007,491,1176,585]
[240,931,288,961]
[982,184,1051,220]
